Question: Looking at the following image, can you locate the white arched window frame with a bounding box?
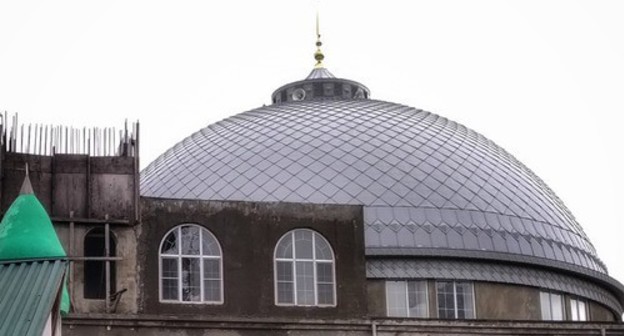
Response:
[274,229,336,307]
[159,224,223,304]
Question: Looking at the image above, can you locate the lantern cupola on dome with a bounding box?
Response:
[271,14,370,104]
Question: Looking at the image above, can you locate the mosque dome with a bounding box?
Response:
[140,46,624,313]
[141,70,604,268]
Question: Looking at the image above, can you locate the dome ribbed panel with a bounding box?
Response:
[140,99,605,273]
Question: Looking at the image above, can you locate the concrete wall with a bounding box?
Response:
[590,301,617,322]
[427,280,438,318]
[475,282,540,320]
[138,197,368,319]
[366,280,386,317]
[56,224,138,314]
[1,152,137,221]
[1,153,53,213]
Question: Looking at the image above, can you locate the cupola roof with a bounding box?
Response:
[0,166,66,261]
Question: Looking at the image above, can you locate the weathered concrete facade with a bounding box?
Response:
[0,152,138,220]
[0,150,140,315]
[68,224,139,314]
[475,282,541,320]
[366,280,386,317]
[138,197,367,319]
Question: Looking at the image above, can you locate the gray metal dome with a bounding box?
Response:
[141,90,607,275]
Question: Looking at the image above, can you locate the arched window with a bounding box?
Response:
[84,228,116,299]
[274,229,336,306]
[159,224,223,303]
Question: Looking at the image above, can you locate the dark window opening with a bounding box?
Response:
[84,228,116,299]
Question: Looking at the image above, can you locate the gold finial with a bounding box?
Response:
[314,11,325,68]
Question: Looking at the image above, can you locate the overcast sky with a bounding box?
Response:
[1,1,623,284]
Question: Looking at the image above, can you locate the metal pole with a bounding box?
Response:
[68,211,75,305]
[105,216,111,313]
[134,122,140,223]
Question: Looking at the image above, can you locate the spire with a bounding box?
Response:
[314,11,325,68]
[19,163,34,195]
[270,9,370,102]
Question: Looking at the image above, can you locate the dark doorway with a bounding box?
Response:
[84,228,116,299]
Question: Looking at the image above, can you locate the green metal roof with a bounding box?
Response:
[0,259,67,336]
[0,171,70,314]
[0,192,66,260]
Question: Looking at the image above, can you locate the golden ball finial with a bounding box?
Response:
[314,49,325,67]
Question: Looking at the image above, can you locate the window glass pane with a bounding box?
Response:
[277,261,293,282]
[314,233,333,260]
[162,258,178,278]
[408,281,428,318]
[294,230,313,259]
[162,279,179,300]
[181,258,201,301]
[181,226,200,255]
[161,230,178,254]
[578,301,587,321]
[386,281,408,317]
[295,261,315,305]
[437,281,456,319]
[276,233,293,259]
[456,282,474,319]
[551,294,563,321]
[540,292,552,320]
[456,284,465,318]
[571,299,579,321]
[317,283,334,305]
[204,279,221,302]
[161,258,178,300]
[201,229,220,256]
[316,263,333,283]
[203,259,220,280]
[277,282,294,304]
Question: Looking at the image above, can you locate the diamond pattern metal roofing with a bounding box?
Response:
[140,98,604,274]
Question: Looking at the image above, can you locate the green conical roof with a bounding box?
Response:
[0,177,66,260]
[0,169,70,314]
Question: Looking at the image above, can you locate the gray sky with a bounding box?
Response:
[1,1,623,284]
